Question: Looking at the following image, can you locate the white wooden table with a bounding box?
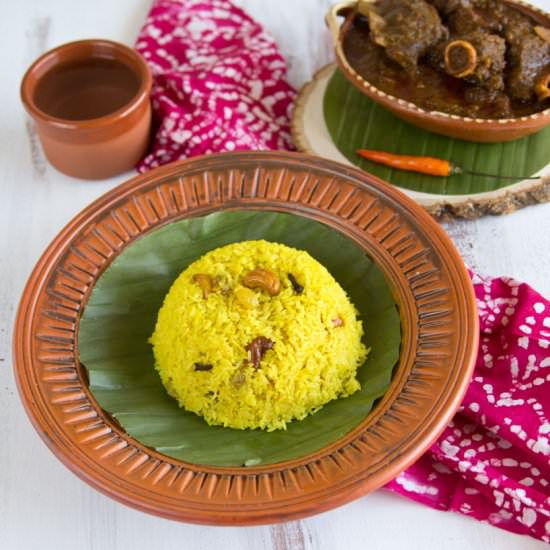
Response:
[1,1,549,549]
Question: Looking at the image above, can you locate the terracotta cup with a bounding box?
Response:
[21,39,153,180]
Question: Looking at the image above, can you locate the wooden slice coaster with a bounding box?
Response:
[292,64,550,219]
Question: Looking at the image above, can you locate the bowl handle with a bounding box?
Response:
[325,2,358,44]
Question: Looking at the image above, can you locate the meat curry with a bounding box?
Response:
[343,0,550,119]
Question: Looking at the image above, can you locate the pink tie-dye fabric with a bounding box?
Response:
[387,272,550,542]
[135,1,550,542]
[135,0,295,172]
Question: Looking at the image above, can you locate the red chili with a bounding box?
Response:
[356,149,541,181]
[357,149,453,177]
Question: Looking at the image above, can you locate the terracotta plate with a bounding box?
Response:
[13,152,478,525]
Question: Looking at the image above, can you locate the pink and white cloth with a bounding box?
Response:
[135,0,295,171]
[387,273,550,542]
[135,0,550,541]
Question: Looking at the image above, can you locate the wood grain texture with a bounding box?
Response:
[1,0,549,549]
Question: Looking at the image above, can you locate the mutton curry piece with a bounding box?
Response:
[343,0,550,118]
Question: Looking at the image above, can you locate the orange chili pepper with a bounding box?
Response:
[357,149,453,176]
[356,149,542,180]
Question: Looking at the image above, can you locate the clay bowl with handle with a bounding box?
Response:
[326,0,550,143]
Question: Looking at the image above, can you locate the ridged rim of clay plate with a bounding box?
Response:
[326,0,550,138]
[13,151,479,525]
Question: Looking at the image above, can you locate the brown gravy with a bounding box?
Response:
[34,57,140,120]
[343,16,548,119]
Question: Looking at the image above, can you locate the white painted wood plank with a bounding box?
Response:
[1,1,549,549]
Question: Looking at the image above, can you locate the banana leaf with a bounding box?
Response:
[79,210,400,467]
[324,69,550,196]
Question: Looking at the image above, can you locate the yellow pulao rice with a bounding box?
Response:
[150,240,368,431]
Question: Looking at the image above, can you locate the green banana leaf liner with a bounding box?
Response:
[324,69,550,196]
[79,210,401,467]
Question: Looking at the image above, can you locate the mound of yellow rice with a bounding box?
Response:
[150,240,368,431]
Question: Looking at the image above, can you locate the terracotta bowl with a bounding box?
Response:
[13,152,478,525]
[326,0,550,143]
[20,39,152,180]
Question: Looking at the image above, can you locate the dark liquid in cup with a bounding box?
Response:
[34,57,140,120]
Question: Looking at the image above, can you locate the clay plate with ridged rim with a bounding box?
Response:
[13,151,478,525]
